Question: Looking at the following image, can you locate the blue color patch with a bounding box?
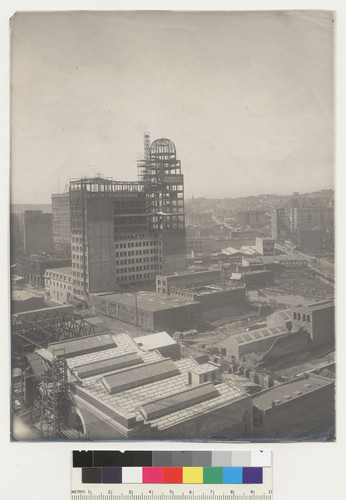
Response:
[222,467,243,484]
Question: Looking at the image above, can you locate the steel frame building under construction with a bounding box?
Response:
[70,134,186,299]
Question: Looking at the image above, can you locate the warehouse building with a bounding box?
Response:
[231,270,274,287]
[228,325,289,361]
[156,270,220,295]
[90,291,200,332]
[155,269,247,322]
[252,373,335,439]
[33,332,252,439]
[241,254,307,270]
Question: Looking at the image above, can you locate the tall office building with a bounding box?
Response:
[52,192,71,254]
[70,136,186,299]
[23,210,53,255]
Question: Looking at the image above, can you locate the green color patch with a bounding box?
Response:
[203,467,223,484]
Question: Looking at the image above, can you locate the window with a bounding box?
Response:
[297,313,301,320]
[307,315,311,323]
[303,314,306,322]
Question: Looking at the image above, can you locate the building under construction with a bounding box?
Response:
[70,134,186,299]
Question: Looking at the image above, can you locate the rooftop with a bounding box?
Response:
[267,309,292,323]
[243,254,307,263]
[11,290,44,302]
[232,325,288,345]
[94,291,198,312]
[160,269,219,279]
[252,374,333,412]
[221,247,242,256]
[44,267,72,276]
[45,332,247,432]
[134,332,177,349]
[294,299,334,312]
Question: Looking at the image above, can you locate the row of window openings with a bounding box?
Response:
[116,241,160,248]
[73,255,87,262]
[46,280,72,289]
[72,246,86,252]
[293,312,311,322]
[116,249,160,257]
[73,262,84,268]
[117,257,160,264]
[46,273,72,281]
[73,272,87,280]
[118,273,156,281]
[117,265,158,273]
[74,279,88,286]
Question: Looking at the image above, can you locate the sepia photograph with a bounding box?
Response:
[10,10,335,441]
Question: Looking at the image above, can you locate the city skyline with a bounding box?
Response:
[11,10,334,204]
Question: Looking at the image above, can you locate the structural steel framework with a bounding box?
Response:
[12,312,96,353]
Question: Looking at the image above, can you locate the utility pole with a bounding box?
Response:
[134,290,139,330]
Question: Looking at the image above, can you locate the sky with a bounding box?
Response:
[10,10,335,203]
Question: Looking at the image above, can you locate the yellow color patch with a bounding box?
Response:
[183,467,203,484]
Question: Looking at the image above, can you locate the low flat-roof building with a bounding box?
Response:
[155,270,247,324]
[252,373,335,439]
[11,290,46,314]
[92,275,247,332]
[156,269,221,295]
[90,291,201,332]
[36,332,252,440]
[242,254,307,270]
[231,270,274,286]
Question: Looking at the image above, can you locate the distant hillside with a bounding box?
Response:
[10,204,52,214]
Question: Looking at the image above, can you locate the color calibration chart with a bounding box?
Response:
[71,450,272,500]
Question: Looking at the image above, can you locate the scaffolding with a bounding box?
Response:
[137,137,185,232]
[38,354,70,439]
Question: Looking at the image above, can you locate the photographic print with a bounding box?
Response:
[10,10,335,441]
